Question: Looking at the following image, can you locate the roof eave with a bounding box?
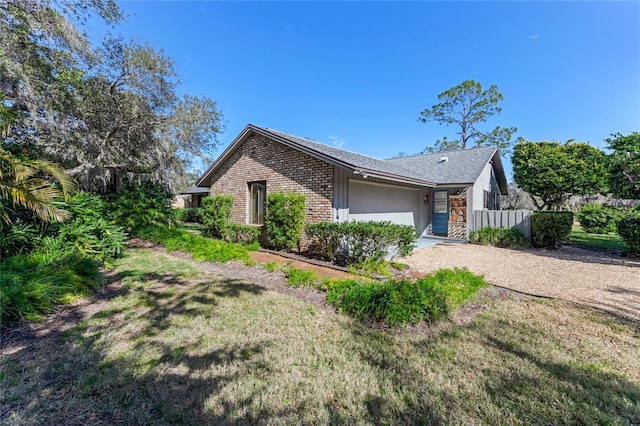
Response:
[198,124,437,188]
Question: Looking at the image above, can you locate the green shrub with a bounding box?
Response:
[531,211,573,248]
[57,192,127,265]
[576,204,622,234]
[199,196,259,245]
[306,221,416,266]
[137,225,250,263]
[201,194,234,239]
[177,207,203,224]
[326,268,487,326]
[265,192,306,251]
[469,227,530,248]
[227,223,260,245]
[105,179,175,233]
[617,217,640,256]
[0,246,103,323]
[284,267,318,287]
[0,219,40,260]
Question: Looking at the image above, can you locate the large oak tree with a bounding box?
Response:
[0,0,224,192]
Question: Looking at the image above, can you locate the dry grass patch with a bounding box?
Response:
[1,249,639,425]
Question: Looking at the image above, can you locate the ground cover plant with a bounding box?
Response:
[2,248,639,424]
[327,268,488,326]
[136,225,251,264]
[0,244,102,323]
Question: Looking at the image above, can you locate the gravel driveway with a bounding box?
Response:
[401,243,640,321]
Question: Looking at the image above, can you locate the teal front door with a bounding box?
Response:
[432,190,449,235]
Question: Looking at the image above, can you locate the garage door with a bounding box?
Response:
[348,180,419,227]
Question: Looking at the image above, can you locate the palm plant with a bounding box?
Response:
[0,94,77,226]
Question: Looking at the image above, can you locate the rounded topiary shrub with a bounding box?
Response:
[531,211,573,248]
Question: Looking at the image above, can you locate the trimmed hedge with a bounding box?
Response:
[265,192,306,251]
[469,227,530,248]
[576,204,622,234]
[306,221,416,266]
[326,268,488,326]
[201,195,234,239]
[531,211,573,248]
[617,217,640,256]
[199,195,260,245]
[227,223,260,246]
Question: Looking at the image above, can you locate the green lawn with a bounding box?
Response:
[570,224,626,250]
[2,249,639,424]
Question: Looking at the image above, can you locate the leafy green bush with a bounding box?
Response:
[105,179,175,233]
[0,245,103,323]
[469,227,530,248]
[227,223,260,245]
[616,217,640,256]
[284,267,318,287]
[576,204,622,234]
[531,211,573,248]
[199,196,259,245]
[1,192,126,265]
[177,207,203,224]
[57,192,127,265]
[201,194,234,239]
[0,219,40,260]
[306,221,416,266]
[265,192,306,251]
[326,268,487,326]
[137,225,250,263]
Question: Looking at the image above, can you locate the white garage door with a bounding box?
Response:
[348,180,419,227]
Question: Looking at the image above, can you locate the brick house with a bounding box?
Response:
[196,124,508,244]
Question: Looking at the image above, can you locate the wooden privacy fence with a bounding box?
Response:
[472,210,532,241]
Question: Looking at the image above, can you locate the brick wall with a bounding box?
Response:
[207,133,334,248]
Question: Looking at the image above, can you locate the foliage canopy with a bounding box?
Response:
[512,140,608,210]
[606,132,640,200]
[418,80,517,154]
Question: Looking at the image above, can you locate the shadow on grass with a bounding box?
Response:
[340,309,640,425]
[485,336,640,424]
[0,274,297,425]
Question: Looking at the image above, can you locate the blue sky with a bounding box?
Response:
[100,1,639,178]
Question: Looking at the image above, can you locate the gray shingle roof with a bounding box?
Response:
[180,186,211,195]
[386,146,497,184]
[197,124,507,193]
[260,127,436,185]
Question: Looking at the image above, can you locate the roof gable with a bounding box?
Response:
[197,124,437,187]
[386,147,508,194]
[197,124,508,193]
